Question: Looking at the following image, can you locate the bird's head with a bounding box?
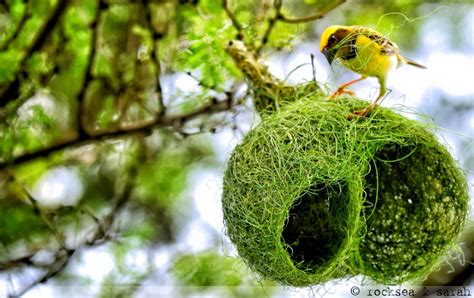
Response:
[320,25,352,65]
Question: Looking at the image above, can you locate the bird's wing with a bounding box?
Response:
[355,27,400,56]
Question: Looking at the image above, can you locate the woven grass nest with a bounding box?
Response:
[222,94,469,286]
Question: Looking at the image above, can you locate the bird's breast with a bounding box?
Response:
[338,34,397,78]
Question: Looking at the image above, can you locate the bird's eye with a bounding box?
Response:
[329,35,337,44]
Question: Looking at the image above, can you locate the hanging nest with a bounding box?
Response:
[222,94,469,286]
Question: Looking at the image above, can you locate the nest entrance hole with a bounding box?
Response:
[282,182,349,272]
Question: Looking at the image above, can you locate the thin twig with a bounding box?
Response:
[23,189,67,249]
[258,15,278,53]
[0,251,38,271]
[186,71,217,90]
[140,0,165,116]
[223,0,244,40]
[10,249,74,298]
[277,0,346,24]
[258,0,345,52]
[81,207,107,239]
[76,0,106,138]
[8,157,139,297]
[310,53,319,89]
[257,0,282,53]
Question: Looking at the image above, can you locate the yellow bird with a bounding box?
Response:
[320,25,426,117]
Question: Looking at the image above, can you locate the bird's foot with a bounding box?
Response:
[329,88,355,100]
[349,107,371,119]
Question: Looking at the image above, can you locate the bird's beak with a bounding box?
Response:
[322,47,335,65]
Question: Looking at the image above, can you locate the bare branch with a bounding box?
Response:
[258,0,345,52]
[258,0,282,52]
[9,249,75,298]
[8,156,140,297]
[140,0,165,116]
[0,251,38,271]
[258,12,278,53]
[277,0,346,24]
[23,189,67,249]
[76,1,106,138]
[223,0,244,40]
[186,71,217,90]
[310,53,319,89]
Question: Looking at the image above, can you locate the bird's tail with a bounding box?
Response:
[404,56,427,69]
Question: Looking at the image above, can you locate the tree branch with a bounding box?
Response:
[140,0,165,115]
[257,0,345,52]
[0,251,38,271]
[8,157,139,298]
[0,0,70,107]
[76,0,106,138]
[0,98,232,170]
[23,189,67,249]
[277,0,346,24]
[223,0,244,40]
[257,0,282,53]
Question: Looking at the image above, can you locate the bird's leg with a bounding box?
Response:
[351,77,387,117]
[329,76,366,100]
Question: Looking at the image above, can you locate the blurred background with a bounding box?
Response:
[0,0,472,297]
